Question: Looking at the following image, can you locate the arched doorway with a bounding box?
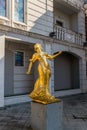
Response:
[54,52,80,91]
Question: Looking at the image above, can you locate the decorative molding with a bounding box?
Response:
[13,22,27,30]
[0,18,10,26]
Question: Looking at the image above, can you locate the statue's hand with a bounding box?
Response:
[29,59,33,62]
[58,51,62,54]
[26,71,30,75]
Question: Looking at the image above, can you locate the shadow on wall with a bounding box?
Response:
[27,1,53,36]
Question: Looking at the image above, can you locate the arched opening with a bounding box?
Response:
[54,52,80,91]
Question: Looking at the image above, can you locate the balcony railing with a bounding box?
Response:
[54,25,83,45]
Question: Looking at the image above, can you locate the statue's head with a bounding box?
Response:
[34,43,43,51]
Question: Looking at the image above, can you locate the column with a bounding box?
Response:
[0,35,5,107]
[44,42,54,95]
[79,58,87,93]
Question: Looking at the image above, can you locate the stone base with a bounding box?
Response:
[31,101,63,130]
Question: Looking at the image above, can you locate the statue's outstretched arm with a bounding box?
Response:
[46,51,62,60]
[26,61,33,75]
[26,54,37,75]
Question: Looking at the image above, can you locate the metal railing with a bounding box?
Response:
[54,25,83,45]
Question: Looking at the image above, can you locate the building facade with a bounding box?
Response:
[0,0,86,107]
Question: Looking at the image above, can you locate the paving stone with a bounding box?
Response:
[0,94,87,130]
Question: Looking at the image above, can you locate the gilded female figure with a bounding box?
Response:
[26,43,62,104]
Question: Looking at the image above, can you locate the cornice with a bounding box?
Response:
[0,24,84,50]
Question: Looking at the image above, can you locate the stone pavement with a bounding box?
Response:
[62,94,87,130]
[0,94,87,130]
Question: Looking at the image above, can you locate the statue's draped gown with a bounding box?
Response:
[29,52,58,104]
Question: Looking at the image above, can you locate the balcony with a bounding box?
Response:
[62,0,82,8]
[54,25,83,45]
[54,0,82,14]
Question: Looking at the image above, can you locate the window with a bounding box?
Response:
[14,0,24,22]
[15,51,24,66]
[0,0,6,17]
[56,20,63,27]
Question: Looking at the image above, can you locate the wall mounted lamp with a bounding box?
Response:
[49,32,56,37]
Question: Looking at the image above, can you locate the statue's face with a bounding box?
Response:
[34,44,42,52]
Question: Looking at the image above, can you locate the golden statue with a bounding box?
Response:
[26,43,62,104]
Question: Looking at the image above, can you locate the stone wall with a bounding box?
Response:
[27,0,53,36]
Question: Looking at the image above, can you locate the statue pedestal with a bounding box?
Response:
[31,101,63,130]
